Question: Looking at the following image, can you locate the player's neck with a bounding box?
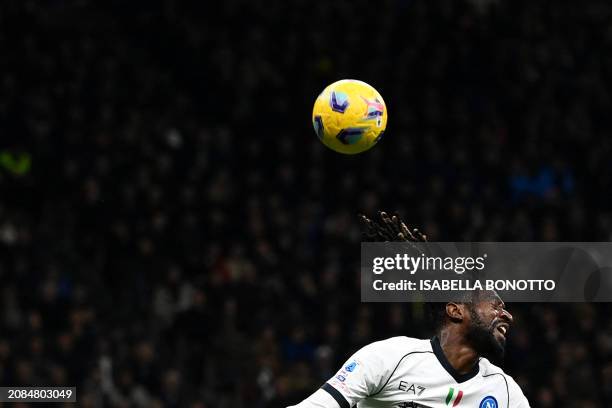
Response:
[437,331,479,375]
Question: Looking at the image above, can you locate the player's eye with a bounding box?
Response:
[492,302,504,313]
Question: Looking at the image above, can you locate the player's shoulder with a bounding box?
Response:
[341,337,431,380]
[479,358,528,405]
[359,336,432,360]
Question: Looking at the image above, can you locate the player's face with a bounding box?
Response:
[465,292,513,360]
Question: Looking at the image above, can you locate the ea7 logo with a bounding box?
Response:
[398,381,425,396]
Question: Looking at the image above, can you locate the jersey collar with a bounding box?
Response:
[430,336,480,383]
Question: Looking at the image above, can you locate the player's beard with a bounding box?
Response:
[465,306,505,364]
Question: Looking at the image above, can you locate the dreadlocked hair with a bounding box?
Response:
[358,211,427,243]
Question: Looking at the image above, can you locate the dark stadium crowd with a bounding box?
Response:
[1,0,612,407]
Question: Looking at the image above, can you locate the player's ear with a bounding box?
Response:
[445,302,465,322]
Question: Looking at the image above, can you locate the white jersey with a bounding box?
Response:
[290,336,529,408]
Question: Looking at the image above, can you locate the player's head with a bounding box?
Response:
[427,290,513,361]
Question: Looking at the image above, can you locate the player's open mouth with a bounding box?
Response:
[496,324,509,338]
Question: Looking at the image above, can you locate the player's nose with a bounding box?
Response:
[501,309,513,325]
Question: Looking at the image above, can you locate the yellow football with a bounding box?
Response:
[312,79,387,154]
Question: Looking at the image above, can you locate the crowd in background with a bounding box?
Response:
[0,0,611,406]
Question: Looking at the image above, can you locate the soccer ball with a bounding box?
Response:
[312,79,387,154]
